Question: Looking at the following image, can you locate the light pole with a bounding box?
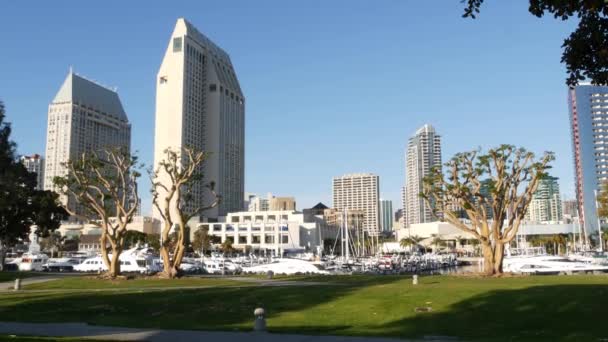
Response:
[595,190,604,252]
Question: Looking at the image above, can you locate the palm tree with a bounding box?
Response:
[399,238,413,249]
[431,234,443,252]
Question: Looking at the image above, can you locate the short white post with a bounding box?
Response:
[254,307,266,332]
[14,278,21,291]
[412,274,418,285]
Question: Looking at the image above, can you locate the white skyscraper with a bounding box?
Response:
[154,18,245,220]
[20,154,45,190]
[44,71,131,217]
[404,124,442,227]
[332,173,380,235]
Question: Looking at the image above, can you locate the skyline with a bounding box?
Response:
[0,1,578,215]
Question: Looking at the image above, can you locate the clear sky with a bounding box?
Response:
[0,1,578,216]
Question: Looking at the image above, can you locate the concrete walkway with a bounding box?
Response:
[0,276,58,291]
[0,322,443,341]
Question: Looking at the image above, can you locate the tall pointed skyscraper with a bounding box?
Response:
[404,124,442,227]
[44,71,131,217]
[154,18,245,220]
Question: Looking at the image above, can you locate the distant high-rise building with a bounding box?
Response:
[562,199,578,219]
[44,71,131,217]
[248,196,269,212]
[269,196,296,211]
[526,176,563,223]
[404,124,441,227]
[20,154,44,190]
[379,199,393,232]
[154,18,245,220]
[332,173,380,235]
[243,192,256,211]
[569,85,608,233]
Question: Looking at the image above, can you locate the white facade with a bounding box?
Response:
[57,216,161,237]
[526,176,563,224]
[154,18,245,220]
[404,124,441,227]
[44,71,131,217]
[194,211,322,255]
[20,154,44,190]
[332,173,380,235]
[248,196,269,212]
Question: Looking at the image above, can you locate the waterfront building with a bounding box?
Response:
[154,18,245,220]
[194,210,325,255]
[20,154,44,190]
[569,84,608,233]
[332,173,380,235]
[44,71,131,217]
[379,199,393,232]
[404,124,442,227]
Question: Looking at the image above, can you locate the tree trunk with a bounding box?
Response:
[493,242,504,275]
[0,244,6,272]
[108,246,122,278]
[481,242,495,276]
[100,233,112,270]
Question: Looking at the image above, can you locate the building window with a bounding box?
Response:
[281,235,289,244]
[265,235,274,244]
[238,236,247,244]
[209,84,217,92]
[173,37,182,52]
[159,76,168,84]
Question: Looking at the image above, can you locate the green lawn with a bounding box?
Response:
[1,275,608,341]
[22,276,241,290]
[0,335,109,341]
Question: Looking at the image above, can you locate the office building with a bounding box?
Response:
[526,176,563,223]
[154,18,245,220]
[379,199,393,232]
[404,124,441,227]
[20,154,44,190]
[44,71,131,217]
[569,84,608,233]
[332,173,380,235]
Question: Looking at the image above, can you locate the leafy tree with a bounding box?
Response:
[151,147,220,278]
[147,234,161,251]
[0,101,68,270]
[39,232,64,258]
[422,145,554,275]
[53,148,140,278]
[122,230,147,249]
[191,226,211,256]
[462,0,608,86]
[220,238,234,254]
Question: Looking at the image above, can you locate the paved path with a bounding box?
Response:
[0,322,450,341]
[0,276,58,291]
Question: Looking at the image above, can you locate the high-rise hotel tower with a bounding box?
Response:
[332,173,380,235]
[403,124,442,227]
[569,84,608,235]
[44,71,131,217]
[154,18,245,219]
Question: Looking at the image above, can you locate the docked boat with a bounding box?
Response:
[18,253,49,271]
[242,258,329,275]
[41,257,82,272]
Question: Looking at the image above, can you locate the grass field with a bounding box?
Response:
[1,274,608,341]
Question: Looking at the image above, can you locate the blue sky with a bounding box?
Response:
[0,1,578,216]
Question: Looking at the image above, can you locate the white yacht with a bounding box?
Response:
[504,248,608,274]
[18,253,49,271]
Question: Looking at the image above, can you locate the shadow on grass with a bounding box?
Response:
[0,276,405,333]
[380,284,608,341]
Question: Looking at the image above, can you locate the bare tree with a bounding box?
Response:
[150,147,220,278]
[422,145,554,276]
[53,148,140,278]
